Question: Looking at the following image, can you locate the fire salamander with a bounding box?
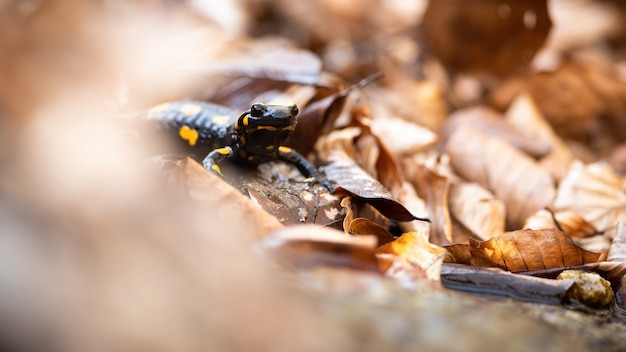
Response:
[145,101,331,190]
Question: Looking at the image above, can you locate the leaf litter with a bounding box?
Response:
[3,0,626,350]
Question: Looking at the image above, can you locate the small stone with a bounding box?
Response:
[557,270,614,308]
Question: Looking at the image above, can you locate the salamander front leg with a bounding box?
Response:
[202,146,234,176]
[277,146,333,191]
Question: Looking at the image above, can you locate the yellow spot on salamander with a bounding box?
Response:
[179,125,199,146]
[147,102,171,117]
[266,145,275,151]
[243,116,249,126]
[278,146,292,153]
[248,156,255,161]
[238,135,246,144]
[282,126,295,131]
[212,115,230,125]
[211,164,222,176]
[180,103,202,116]
[256,126,277,131]
[215,147,231,155]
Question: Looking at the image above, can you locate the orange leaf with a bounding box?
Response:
[376,231,447,280]
[470,229,601,272]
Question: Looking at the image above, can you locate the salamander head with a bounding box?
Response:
[235,103,299,156]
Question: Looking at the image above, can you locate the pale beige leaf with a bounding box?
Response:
[553,161,626,230]
[504,93,575,181]
[370,116,438,155]
[524,209,597,238]
[449,182,505,240]
[446,126,556,228]
[608,220,626,263]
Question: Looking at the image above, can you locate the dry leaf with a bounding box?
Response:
[260,224,379,272]
[448,182,505,241]
[322,151,427,223]
[443,244,471,265]
[469,229,601,272]
[348,217,395,246]
[405,165,452,246]
[421,0,551,76]
[245,174,344,227]
[608,220,626,263]
[168,157,284,239]
[441,105,552,158]
[376,231,447,281]
[369,115,438,156]
[446,126,555,228]
[524,209,597,238]
[504,93,574,181]
[553,161,626,231]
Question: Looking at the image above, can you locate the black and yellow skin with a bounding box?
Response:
[145,101,330,189]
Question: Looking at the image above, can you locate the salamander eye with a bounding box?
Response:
[250,103,265,118]
[288,104,299,117]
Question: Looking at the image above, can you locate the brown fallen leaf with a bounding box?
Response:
[524,209,597,238]
[376,231,447,281]
[469,229,601,272]
[260,224,380,272]
[167,157,284,239]
[504,93,574,181]
[441,105,552,159]
[553,161,626,231]
[348,217,395,246]
[443,244,471,265]
[322,151,428,223]
[420,0,551,77]
[405,165,452,246]
[446,126,556,228]
[448,182,505,241]
[245,171,344,227]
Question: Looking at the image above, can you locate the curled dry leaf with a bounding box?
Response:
[446,126,555,228]
[167,157,283,239]
[376,231,447,281]
[441,105,552,158]
[348,217,395,246]
[553,161,626,231]
[322,151,426,223]
[260,224,379,272]
[448,182,505,241]
[442,244,471,265]
[469,229,601,272]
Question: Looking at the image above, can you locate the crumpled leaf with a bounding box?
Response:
[369,115,438,156]
[322,153,427,223]
[470,229,601,272]
[421,0,551,76]
[448,182,505,241]
[167,157,283,239]
[553,161,626,231]
[259,224,379,272]
[446,126,555,228]
[376,231,447,281]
